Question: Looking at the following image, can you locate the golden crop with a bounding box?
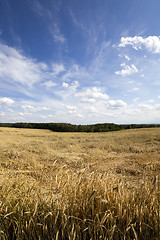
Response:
[0,127,160,239]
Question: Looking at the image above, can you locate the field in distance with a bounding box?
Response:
[0,127,160,239]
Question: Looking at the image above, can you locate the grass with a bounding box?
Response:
[0,127,160,239]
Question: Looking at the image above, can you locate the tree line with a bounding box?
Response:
[0,122,159,132]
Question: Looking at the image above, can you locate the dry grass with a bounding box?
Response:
[0,127,160,239]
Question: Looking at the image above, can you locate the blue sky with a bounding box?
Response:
[0,0,160,124]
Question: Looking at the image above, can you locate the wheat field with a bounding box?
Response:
[0,127,160,239]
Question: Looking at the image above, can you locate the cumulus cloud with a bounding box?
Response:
[119,36,160,53]
[66,105,77,111]
[70,81,79,90]
[108,99,127,108]
[62,81,79,90]
[75,87,109,103]
[41,114,54,119]
[0,97,15,107]
[138,104,154,110]
[115,63,138,76]
[62,82,69,88]
[65,105,82,117]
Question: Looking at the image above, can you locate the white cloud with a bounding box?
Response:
[119,36,160,54]
[62,64,90,82]
[22,105,49,112]
[50,24,66,44]
[53,103,84,121]
[29,0,44,16]
[155,104,160,110]
[131,87,140,92]
[119,54,130,61]
[53,34,66,44]
[42,81,57,88]
[75,87,109,103]
[65,105,82,116]
[125,55,130,61]
[69,8,89,34]
[1,34,160,124]
[133,98,139,103]
[0,43,45,86]
[154,81,160,86]
[30,1,66,44]
[62,82,69,88]
[108,99,127,108]
[52,63,65,76]
[66,105,77,111]
[0,111,5,116]
[62,81,79,90]
[41,114,54,119]
[138,104,153,110]
[0,97,15,107]
[70,81,79,90]
[148,99,155,103]
[115,63,138,76]
[18,112,25,116]
[128,80,135,84]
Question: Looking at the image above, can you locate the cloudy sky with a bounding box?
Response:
[0,0,160,124]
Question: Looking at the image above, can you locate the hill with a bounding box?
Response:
[0,122,160,132]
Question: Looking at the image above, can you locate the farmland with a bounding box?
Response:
[0,127,160,239]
